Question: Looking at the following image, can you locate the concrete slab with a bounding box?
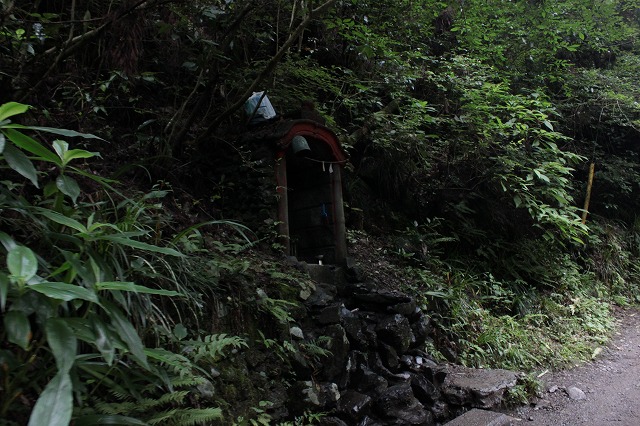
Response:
[444,408,520,426]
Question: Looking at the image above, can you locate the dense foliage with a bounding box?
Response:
[2,0,640,423]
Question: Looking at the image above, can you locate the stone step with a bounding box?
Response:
[444,408,520,426]
[305,263,344,285]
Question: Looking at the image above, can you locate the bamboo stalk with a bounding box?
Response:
[581,162,595,224]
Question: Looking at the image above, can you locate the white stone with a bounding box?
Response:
[566,386,586,400]
[290,326,304,339]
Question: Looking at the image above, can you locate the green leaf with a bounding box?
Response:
[0,132,5,154]
[3,124,104,140]
[513,195,522,208]
[173,323,188,340]
[533,169,551,183]
[27,371,73,426]
[64,148,99,164]
[542,120,554,131]
[46,318,77,373]
[103,301,149,369]
[51,139,99,168]
[0,272,8,311]
[0,102,30,122]
[2,143,39,187]
[144,347,189,369]
[4,310,31,350]
[29,282,99,303]
[34,208,88,233]
[73,415,148,426]
[98,235,184,257]
[95,281,181,297]
[0,232,18,252]
[56,175,81,204]
[63,317,99,346]
[52,139,69,162]
[7,245,38,283]
[172,219,255,245]
[44,180,59,198]
[92,317,115,366]
[2,128,61,165]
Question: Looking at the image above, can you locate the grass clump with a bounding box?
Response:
[348,224,632,375]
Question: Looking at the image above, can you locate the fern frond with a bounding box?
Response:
[183,334,248,363]
[155,390,190,405]
[147,408,178,425]
[169,376,207,388]
[95,400,141,415]
[167,408,223,426]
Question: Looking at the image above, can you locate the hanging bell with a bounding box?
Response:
[291,135,311,157]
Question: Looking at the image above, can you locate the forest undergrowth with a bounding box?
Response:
[347,220,640,377]
[2,0,640,423]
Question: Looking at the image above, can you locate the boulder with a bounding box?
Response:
[374,383,432,425]
[336,390,372,422]
[410,313,432,348]
[375,314,414,354]
[320,324,350,380]
[353,365,389,395]
[439,365,519,408]
[307,282,338,308]
[378,342,400,371]
[388,299,417,316]
[443,408,518,426]
[410,373,439,405]
[350,287,414,310]
[342,315,369,350]
[318,303,345,325]
[318,417,349,426]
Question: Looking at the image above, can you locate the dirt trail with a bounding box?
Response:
[505,307,640,426]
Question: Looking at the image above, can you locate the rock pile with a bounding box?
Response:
[284,264,520,425]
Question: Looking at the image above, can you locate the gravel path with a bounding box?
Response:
[506,307,640,426]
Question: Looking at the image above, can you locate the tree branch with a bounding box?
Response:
[19,0,165,102]
[194,0,338,149]
[169,0,258,156]
[347,99,400,147]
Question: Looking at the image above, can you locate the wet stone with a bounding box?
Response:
[318,417,349,426]
[318,303,344,324]
[410,372,439,405]
[320,325,350,381]
[410,314,432,348]
[307,285,336,308]
[389,299,417,316]
[358,416,385,426]
[336,390,372,422]
[375,383,431,425]
[353,365,389,395]
[379,342,400,371]
[351,288,414,310]
[375,314,414,354]
[430,400,451,422]
[342,315,369,349]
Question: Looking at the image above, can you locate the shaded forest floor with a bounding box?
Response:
[503,307,640,425]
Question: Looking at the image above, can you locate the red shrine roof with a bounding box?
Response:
[245,119,348,163]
